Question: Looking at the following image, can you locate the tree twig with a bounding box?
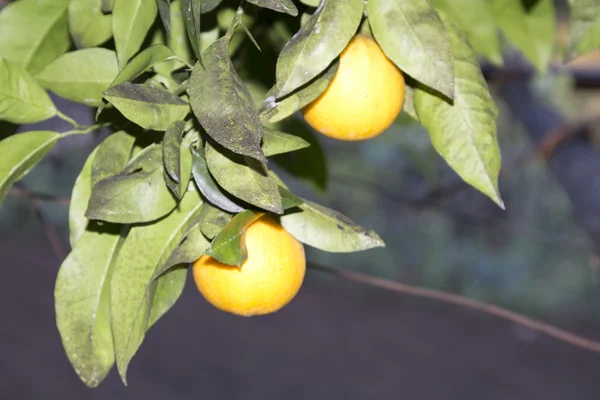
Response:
[309,263,600,354]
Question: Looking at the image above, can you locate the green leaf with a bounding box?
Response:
[491,0,555,73]
[275,0,363,98]
[299,0,320,6]
[86,145,178,224]
[110,189,203,383]
[262,128,311,157]
[272,118,327,191]
[55,223,124,388]
[205,141,283,214]
[146,266,187,329]
[103,82,190,131]
[91,131,136,187]
[36,49,119,107]
[112,0,158,68]
[0,131,60,205]
[278,185,303,210]
[414,15,503,208]
[368,0,455,99]
[565,0,600,60]
[69,148,97,247]
[280,200,384,252]
[152,224,210,279]
[401,82,418,121]
[191,146,245,213]
[68,0,113,48]
[164,143,193,199]
[189,38,267,162]
[0,0,70,75]
[163,121,186,183]
[429,0,502,65]
[246,0,298,16]
[198,203,233,238]
[200,0,222,13]
[181,0,202,60]
[206,210,263,266]
[0,58,56,124]
[156,0,172,37]
[259,60,338,124]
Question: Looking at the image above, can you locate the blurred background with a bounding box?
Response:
[2,0,600,399]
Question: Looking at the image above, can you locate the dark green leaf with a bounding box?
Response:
[414,14,503,208]
[146,266,186,329]
[0,131,60,205]
[262,128,310,157]
[280,200,384,252]
[181,0,202,60]
[164,144,193,199]
[0,58,56,124]
[429,0,502,65]
[69,148,97,247]
[368,0,455,99]
[565,0,600,60]
[37,49,119,107]
[69,0,113,48]
[91,131,136,187]
[278,185,303,209]
[206,210,263,266]
[491,0,555,73]
[112,0,158,68]
[189,38,266,162]
[246,0,298,16]
[0,0,71,75]
[200,0,222,13]
[205,141,283,214]
[102,0,115,12]
[198,202,233,238]
[110,189,203,383]
[55,223,125,388]
[156,0,172,37]
[103,82,190,130]
[272,118,327,191]
[191,146,245,213]
[259,60,338,124]
[86,145,178,224]
[163,121,186,183]
[275,0,363,98]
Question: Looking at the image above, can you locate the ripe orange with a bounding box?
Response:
[302,34,405,141]
[192,215,306,316]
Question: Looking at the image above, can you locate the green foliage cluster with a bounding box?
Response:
[0,0,598,389]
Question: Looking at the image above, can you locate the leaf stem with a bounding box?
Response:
[56,109,80,129]
[63,122,110,137]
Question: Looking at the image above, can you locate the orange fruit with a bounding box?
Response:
[192,215,306,316]
[302,34,405,141]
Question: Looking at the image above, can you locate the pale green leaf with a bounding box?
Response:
[113,0,158,68]
[37,49,119,106]
[0,0,71,74]
[368,0,455,99]
[69,148,97,247]
[565,0,600,60]
[280,200,384,252]
[111,189,203,383]
[246,0,298,16]
[205,210,263,266]
[68,0,113,48]
[414,15,503,208]
[0,131,60,205]
[261,128,310,157]
[0,58,56,124]
[492,0,556,73]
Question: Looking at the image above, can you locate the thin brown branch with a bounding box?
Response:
[8,186,70,206]
[309,263,600,354]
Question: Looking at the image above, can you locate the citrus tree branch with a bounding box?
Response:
[309,263,600,353]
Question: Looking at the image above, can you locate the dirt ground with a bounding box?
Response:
[1,229,600,400]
